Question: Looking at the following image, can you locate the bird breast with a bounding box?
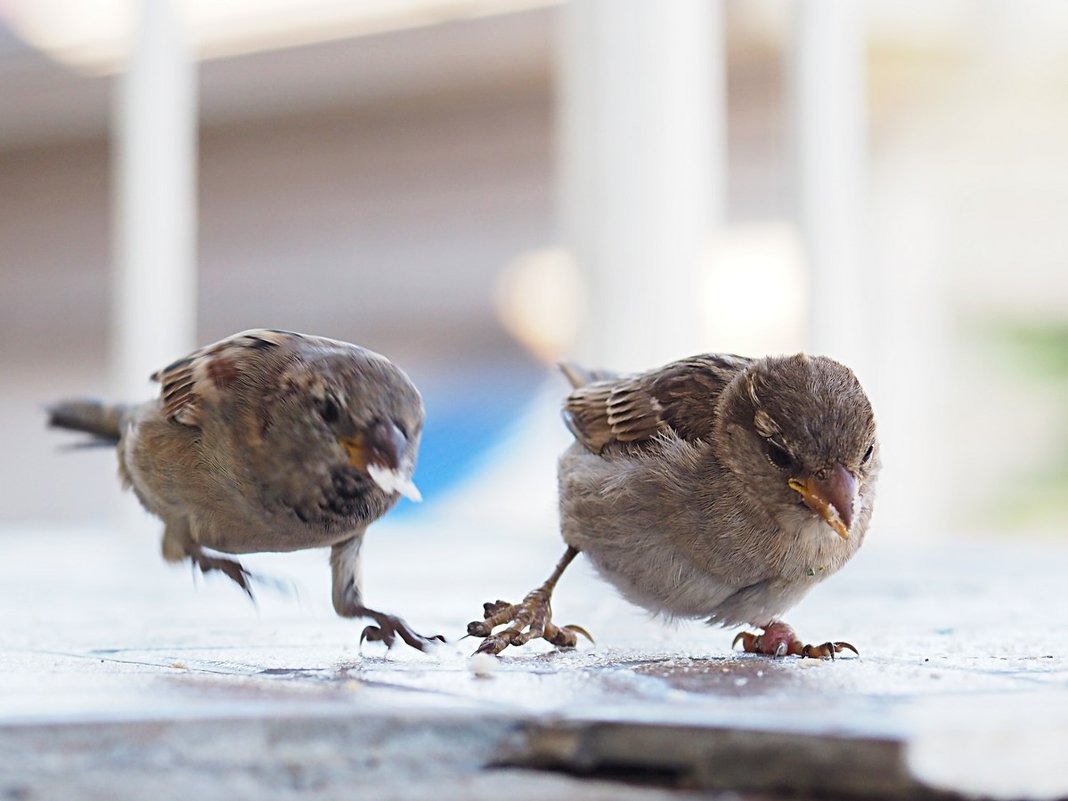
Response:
[557,439,861,626]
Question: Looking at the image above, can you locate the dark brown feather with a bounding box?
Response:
[562,353,751,454]
[152,329,295,427]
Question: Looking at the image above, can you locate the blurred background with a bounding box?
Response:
[1,0,1066,544]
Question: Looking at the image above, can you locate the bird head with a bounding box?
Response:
[265,347,424,503]
[715,354,879,539]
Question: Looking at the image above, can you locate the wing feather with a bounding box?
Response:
[561,354,751,454]
[151,329,302,427]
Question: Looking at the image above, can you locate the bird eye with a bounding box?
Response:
[316,396,340,425]
[861,443,874,464]
[765,438,794,471]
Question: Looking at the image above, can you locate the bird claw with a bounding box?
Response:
[467,591,590,656]
[801,641,859,659]
[732,630,759,652]
[473,632,514,656]
[358,610,445,652]
[190,552,257,601]
[360,624,391,647]
[732,622,859,659]
[561,624,595,644]
[483,599,512,617]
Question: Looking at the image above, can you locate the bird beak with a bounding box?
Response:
[340,421,422,502]
[788,463,857,539]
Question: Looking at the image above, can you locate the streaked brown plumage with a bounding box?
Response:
[48,329,441,651]
[469,352,880,658]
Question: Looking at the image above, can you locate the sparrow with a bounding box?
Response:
[468,352,880,658]
[48,329,443,651]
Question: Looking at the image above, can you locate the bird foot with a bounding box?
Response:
[189,550,295,602]
[358,608,445,652]
[732,620,858,659]
[190,552,256,600]
[466,590,592,656]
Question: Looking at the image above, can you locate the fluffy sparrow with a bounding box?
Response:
[468,352,880,658]
[48,329,442,651]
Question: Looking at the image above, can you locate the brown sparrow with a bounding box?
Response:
[468,352,880,658]
[48,329,443,651]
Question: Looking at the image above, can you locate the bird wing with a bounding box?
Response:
[151,329,303,427]
[561,354,751,453]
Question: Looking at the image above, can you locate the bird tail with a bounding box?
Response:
[558,362,619,389]
[46,399,128,445]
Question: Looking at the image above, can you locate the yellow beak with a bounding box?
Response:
[788,463,858,540]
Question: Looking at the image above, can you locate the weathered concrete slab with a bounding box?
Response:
[0,714,727,801]
[1,522,1066,799]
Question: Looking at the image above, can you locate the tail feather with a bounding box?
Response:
[558,362,619,389]
[47,399,127,444]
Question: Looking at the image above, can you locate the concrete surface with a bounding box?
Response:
[1,516,1066,800]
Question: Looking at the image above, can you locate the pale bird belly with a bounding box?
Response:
[584,540,738,619]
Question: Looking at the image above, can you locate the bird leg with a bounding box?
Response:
[467,546,592,655]
[329,537,443,652]
[732,620,858,659]
[356,607,446,652]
